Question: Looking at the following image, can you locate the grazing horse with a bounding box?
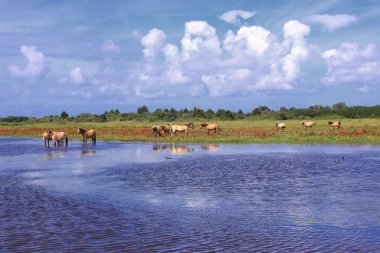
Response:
[200,122,222,134]
[275,122,286,131]
[42,130,53,147]
[77,128,96,144]
[52,131,68,147]
[170,123,194,136]
[161,124,171,136]
[301,121,316,130]
[328,121,341,131]
[152,125,164,137]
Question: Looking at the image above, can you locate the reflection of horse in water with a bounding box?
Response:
[152,144,171,151]
[77,128,96,144]
[200,144,220,150]
[44,150,67,160]
[152,143,192,154]
[81,150,96,156]
[52,131,68,147]
[170,144,190,154]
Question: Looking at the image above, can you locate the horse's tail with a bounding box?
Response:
[65,136,68,147]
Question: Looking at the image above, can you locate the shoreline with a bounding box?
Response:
[1,135,379,146]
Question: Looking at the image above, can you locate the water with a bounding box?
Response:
[0,137,379,252]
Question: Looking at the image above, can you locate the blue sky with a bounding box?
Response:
[1,0,380,116]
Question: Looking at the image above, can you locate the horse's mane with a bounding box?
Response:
[78,128,86,134]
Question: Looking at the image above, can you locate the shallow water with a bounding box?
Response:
[0,137,379,252]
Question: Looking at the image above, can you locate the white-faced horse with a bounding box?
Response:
[275,122,286,131]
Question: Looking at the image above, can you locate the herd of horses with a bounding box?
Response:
[152,122,223,137]
[43,128,96,147]
[42,120,342,146]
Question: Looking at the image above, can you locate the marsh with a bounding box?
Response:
[0,137,379,252]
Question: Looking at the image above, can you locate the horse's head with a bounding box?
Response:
[301,121,305,126]
[77,128,84,135]
[200,123,208,129]
[327,121,333,126]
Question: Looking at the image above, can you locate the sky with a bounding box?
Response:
[1,0,380,117]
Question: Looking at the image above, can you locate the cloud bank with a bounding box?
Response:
[322,43,380,85]
[135,19,311,97]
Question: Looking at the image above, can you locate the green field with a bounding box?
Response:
[1,118,379,144]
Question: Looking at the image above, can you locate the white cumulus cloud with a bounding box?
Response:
[8,45,47,78]
[304,14,357,32]
[135,19,311,97]
[321,42,380,85]
[219,10,256,25]
[141,28,166,58]
[70,67,85,84]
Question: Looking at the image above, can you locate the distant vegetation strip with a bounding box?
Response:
[1,102,380,124]
[0,119,379,145]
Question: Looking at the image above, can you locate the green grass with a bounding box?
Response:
[1,118,379,144]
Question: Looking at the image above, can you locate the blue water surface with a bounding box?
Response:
[0,137,379,252]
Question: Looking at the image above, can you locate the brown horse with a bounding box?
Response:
[200,122,222,134]
[152,125,164,137]
[77,128,96,144]
[161,124,171,136]
[42,130,53,147]
[328,121,341,131]
[52,131,68,147]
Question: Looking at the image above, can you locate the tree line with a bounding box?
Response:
[1,102,380,123]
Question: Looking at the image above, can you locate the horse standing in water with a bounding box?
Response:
[77,128,97,144]
[42,130,53,147]
[52,131,68,147]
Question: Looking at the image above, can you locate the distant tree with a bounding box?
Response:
[115,109,120,114]
[237,109,245,119]
[251,108,262,115]
[60,111,69,119]
[183,108,189,113]
[332,102,348,111]
[137,105,149,114]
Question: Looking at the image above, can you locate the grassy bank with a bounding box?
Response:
[0,118,379,144]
